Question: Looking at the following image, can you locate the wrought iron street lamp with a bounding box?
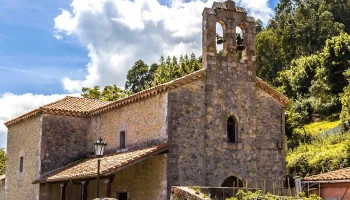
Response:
[94,137,107,198]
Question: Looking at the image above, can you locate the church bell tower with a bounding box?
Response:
[202,0,256,81]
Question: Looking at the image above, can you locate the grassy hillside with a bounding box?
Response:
[287,120,349,177]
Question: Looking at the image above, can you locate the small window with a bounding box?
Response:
[120,131,126,149]
[117,192,128,200]
[227,117,236,143]
[19,156,24,172]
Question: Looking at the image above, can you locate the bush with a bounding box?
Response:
[287,133,350,177]
[226,190,322,200]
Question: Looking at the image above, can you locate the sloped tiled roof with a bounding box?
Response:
[42,96,111,113]
[34,143,169,183]
[91,68,206,116]
[4,97,112,126]
[5,68,288,126]
[304,167,350,182]
[256,77,289,106]
[5,69,206,127]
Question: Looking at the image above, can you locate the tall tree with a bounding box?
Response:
[153,54,202,86]
[277,55,321,98]
[340,70,350,130]
[81,85,131,101]
[0,149,5,175]
[125,60,150,93]
[256,29,284,84]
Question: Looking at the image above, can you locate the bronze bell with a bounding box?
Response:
[216,34,225,44]
[236,33,245,51]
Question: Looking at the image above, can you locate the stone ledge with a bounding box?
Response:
[221,142,242,150]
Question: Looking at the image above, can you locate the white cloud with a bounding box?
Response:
[0,93,79,149]
[55,0,273,92]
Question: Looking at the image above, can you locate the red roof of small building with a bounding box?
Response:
[33,143,169,183]
[304,167,350,182]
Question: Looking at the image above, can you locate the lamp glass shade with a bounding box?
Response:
[94,137,107,156]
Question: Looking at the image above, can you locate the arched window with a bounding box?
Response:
[235,26,246,59]
[227,117,236,143]
[216,22,224,55]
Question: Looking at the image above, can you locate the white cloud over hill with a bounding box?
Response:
[54,0,273,92]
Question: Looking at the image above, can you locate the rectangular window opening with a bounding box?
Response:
[117,192,128,200]
[120,131,126,149]
[19,156,23,172]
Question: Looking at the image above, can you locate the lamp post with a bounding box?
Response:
[94,137,107,199]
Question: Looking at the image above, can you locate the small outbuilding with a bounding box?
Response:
[304,167,350,200]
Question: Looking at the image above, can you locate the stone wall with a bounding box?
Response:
[167,78,207,194]
[166,1,286,194]
[40,154,167,200]
[91,93,168,153]
[5,115,41,200]
[0,179,5,200]
[40,114,90,175]
[255,90,286,191]
[105,154,167,200]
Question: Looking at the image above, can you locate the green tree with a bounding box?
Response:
[340,70,350,130]
[256,29,284,84]
[0,149,5,175]
[153,54,202,86]
[125,60,150,93]
[277,55,321,98]
[319,33,350,95]
[81,85,131,101]
[255,19,265,33]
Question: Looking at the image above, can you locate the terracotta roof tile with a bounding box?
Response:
[5,69,206,127]
[305,167,350,181]
[5,97,111,126]
[5,69,288,126]
[42,96,111,113]
[34,143,169,183]
[256,77,289,106]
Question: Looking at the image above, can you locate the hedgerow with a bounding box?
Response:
[226,190,321,200]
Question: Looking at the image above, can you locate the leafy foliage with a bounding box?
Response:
[81,54,201,101]
[226,190,321,200]
[340,70,350,131]
[287,132,350,177]
[277,55,320,98]
[152,54,201,86]
[81,85,132,101]
[256,29,284,84]
[125,60,157,93]
[257,0,348,85]
[0,149,5,175]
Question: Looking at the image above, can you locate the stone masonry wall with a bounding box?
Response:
[40,154,167,200]
[40,114,89,175]
[255,90,286,191]
[90,93,168,153]
[5,115,41,200]
[167,78,207,197]
[105,154,167,200]
[0,180,4,200]
[172,0,286,192]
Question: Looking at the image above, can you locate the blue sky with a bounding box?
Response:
[0,0,279,149]
[0,0,88,95]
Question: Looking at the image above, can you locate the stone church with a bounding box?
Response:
[4,1,288,199]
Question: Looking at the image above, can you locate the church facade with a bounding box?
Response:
[4,1,288,199]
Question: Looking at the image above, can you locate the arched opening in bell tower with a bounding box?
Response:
[216,21,225,56]
[235,26,245,59]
